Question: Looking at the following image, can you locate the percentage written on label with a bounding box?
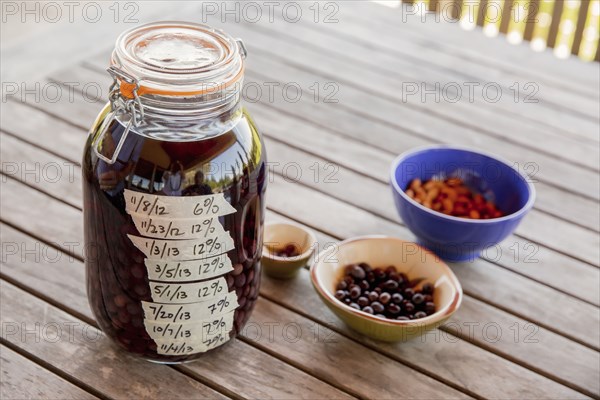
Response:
[145,311,234,341]
[147,254,233,282]
[149,278,228,303]
[208,297,230,315]
[142,292,238,322]
[130,214,228,240]
[193,197,220,215]
[124,190,236,219]
[128,234,235,260]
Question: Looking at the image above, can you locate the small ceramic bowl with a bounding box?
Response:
[262,222,317,279]
[390,145,536,261]
[310,236,462,342]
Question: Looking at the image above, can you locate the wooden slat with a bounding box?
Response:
[545,0,565,49]
[304,3,600,125]
[16,71,600,282]
[10,67,600,293]
[3,148,596,390]
[0,345,98,400]
[571,0,591,56]
[0,222,466,399]
[523,0,540,41]
[3,220,587,399]
[346,1,599,98]
[499,0,515,34]
[9,69,600,302]
[2,131,595,398]
[0,132,81,209]
[49,63,600,249]
[1,183,464,398]
[7,109,600,312]
[228,9,600,149]
[0,226,355,400]
[3,108,598,309]
[0,281,226,399]
[258,254,600,398]
[476,0,489,26]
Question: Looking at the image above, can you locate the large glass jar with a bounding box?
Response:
[82,22,267,363]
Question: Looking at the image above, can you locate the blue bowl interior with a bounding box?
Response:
[393,148,531,215]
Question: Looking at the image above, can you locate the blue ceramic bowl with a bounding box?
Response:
[390,145,535,262]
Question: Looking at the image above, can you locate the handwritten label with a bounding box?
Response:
[141,292,239,323]
[124,189,236,218]
[149,277,228,304]
[127,234,234,260]
[124,188,239,356]
[146,253,233,282]
[155,333,231,356]
[130,215,229,240]
[144,311,235,341]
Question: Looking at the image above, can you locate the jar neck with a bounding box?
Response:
[115,91,243,142]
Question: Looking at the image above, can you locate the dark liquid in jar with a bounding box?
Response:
[82,109,266,363]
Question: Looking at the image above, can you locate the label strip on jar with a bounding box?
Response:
[149,277,229,304]
[144,310,235,341]
[141,292,239,323]
[127,234,234,260]
[130,214,229,240]
[155,333,231,356]
[146,253,233,282]
[124,189,236,218]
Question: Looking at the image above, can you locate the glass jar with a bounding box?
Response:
[82,22,267,363]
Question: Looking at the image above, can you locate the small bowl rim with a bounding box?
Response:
[310,235,463,326]
[262,221,317,262]
[390,144,536,224]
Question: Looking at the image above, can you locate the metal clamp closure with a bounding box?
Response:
[92,66,145,164]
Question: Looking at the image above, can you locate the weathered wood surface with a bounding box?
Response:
[1,1,599,399]
[0,345,98,400]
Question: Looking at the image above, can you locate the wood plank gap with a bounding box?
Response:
[265,206,600,352]
[6,90,599,295]
[0,127,82,170]
[353,2,597,100]
[259,286,597,400]
[3,170,596,396]
[7,89,600,280]
[0,170,81,213]
[236,334,368,400]
[170,366,241,400]
[268,165,600,306]
[0,338,112,400]
[255,122,600,269]
[243,43,600,174]
[252,294,483,400]
[243,69,600,204]
[16,72,593,340]
[244,14,600,137]
[462,290,600,352]
[441,316,600,399]
[0,223,361,400]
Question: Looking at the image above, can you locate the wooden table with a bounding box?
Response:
[1,2,599,399]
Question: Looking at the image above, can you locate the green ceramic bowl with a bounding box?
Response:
[310,235,463,342]
[262,222,317,279]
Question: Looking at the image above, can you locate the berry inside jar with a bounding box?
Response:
[82,22,267,363]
